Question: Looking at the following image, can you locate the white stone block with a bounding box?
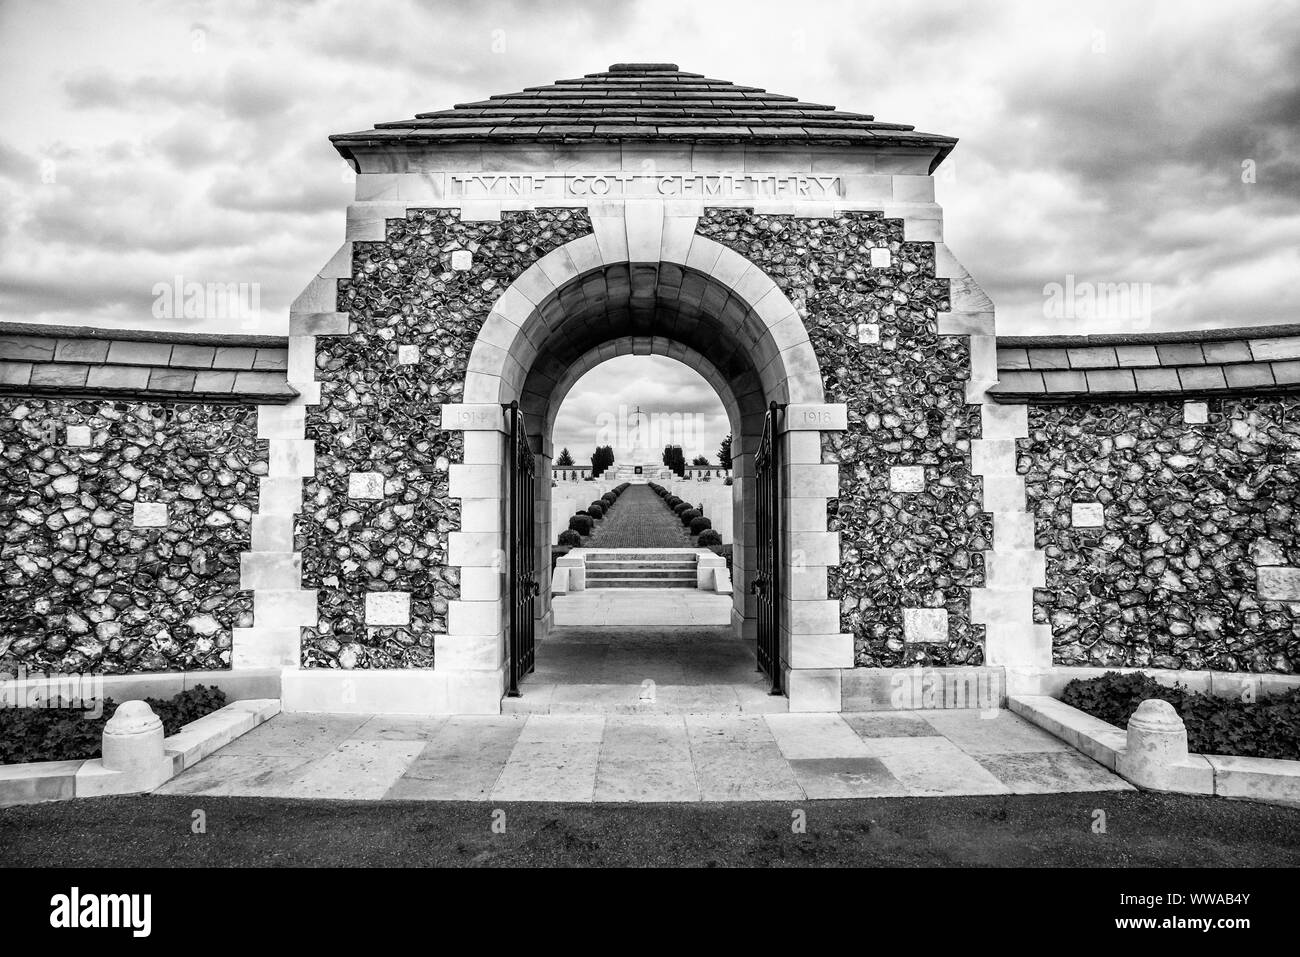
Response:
[365,591,411,626]
[397,344,420,365]
[349,471,385,500]
[869,247,892,268]
[856,322,880,345]
[903,607,949,643]
[132,502,168,527]
[1071,502,1105,528]
[451,249,473,271]
[889,465,925,493]
[65,425,92,447]
[1183,400,1209,424]
[1257,566,1300,601]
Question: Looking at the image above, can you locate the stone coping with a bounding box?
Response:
[0,322,295,404]
[1008,694,1300,807]
[0,698,280,807]
[992,326,1300,402]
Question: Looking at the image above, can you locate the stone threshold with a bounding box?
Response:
[1008,695,1300,808]
[0,699,280,808]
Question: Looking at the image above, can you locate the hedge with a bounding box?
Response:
[1061,671,1300,761]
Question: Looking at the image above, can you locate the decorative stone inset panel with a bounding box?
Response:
[889,466,925,493]
[1071,502,1104,528]
[299,208,593,669]
[348,472,385,500]
[903,608,949,643]
[1022,398,1300,673]
[696,209,989,670]
[1,397,263,675]
[397,344,420,365]
[132,502,169,527]
[365,591,411,626]
[1183,400,1209,425]
[1257,567,1300,601]
[65,425,92,447]
[870,247,892,268]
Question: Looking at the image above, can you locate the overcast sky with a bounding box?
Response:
[2,0,1296,462]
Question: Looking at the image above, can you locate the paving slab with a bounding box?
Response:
[213,713,370,758]
[156,754,317,797]
[350,715,448,741]
[973,751,1135,795]
[493,740,603,802]
[843,712,943,738]
[764,713,872,759]
[920,709,1071,754]
[879,747,1012,797]
[787,757,908,799]
[387,716,525,800]
[289,740,426,800]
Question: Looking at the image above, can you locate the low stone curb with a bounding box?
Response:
[1008,694,1300,807]
[0,699,280,808]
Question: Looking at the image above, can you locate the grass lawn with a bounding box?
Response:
[2,790,1298,867]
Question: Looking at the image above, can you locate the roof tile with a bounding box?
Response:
[1155,343,1204,366]
[1027,348,1071,370]
[1067,346,1119,369]
[333,63,955,155]
[1085,369,1136,392]
[1176,365,1228,391]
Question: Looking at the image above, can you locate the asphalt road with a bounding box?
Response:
[2,790,1298,867]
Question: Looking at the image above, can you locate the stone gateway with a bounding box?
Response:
[2,64,1297,714]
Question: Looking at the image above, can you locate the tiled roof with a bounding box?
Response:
[0,323,296,404]
[330,63,956,165]
[991,325,1300,402]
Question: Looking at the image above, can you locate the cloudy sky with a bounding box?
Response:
[2,0,1297,462]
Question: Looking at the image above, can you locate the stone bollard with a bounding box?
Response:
[1115,698,1212,793]
[101,700,165,775]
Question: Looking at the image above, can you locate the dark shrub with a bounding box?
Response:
[697,529,723,547]
[672,502,690,514]
[666,495,682,508]
[689,516,712,535]
[587,502,605,519]
[680,508,701,525]
[1061,671,1300,761]
[1,685,228,765]
[724,477,733,486]
[557,529,582,547]
[601,493,616,506]
[568,514,593,535]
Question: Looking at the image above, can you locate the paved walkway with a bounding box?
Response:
[587,484,691,547]
[158,708,1131,802]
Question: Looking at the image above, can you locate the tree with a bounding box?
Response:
[555,447,574,467]
[691,454,710,467]
[590,445,615,477]
[662,445,686,477]
[718,433,733,470]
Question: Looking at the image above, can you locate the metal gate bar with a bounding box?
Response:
[753,401,785,694]
[504,401,537,697]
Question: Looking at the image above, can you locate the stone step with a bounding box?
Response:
[586,560,696,570]
[587,569,696,579]
[585,552,697,561]
[586,578,699,589]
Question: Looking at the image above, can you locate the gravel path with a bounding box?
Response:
[586,484,693,548]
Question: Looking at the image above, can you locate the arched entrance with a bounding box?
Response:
[445,222,849,706]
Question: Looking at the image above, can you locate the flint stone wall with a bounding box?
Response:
[1022,397,1300,673]
[300,207,593,669]
[1,397,263,674]
[695,209,988,668]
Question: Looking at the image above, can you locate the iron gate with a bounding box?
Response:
[504,401,538,696]
[753,401,785,694]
